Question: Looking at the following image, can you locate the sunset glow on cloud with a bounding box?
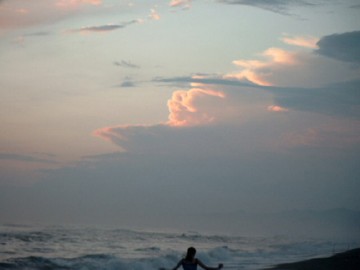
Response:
[268,105,289,112]
[167,88,225,127]
[93,86,227,148]
[169,0,191,8]
[149,8,161,20]
[56,0,102,8]
[281,34,319,49]
[225,46,300,86]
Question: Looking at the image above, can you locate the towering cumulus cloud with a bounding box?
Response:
[94,86,226,149]
[167,88,225,127]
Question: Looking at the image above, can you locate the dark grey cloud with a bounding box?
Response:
[120,80,136,88]
[316,31,360,64]
[218,0,314,15]
[0,153,56,164]
[114,76,137,88]
[71,20,139,33]
[350,3,360,9]
[114,60,140,69]
[2,119,359,234]
[154,75,256,88]
[24,31,51,37]
[269,80,360,118]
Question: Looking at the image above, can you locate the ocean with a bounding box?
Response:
[0,223,357,270]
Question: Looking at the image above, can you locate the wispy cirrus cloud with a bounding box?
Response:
[69,20,140,33]
[114,60,140,69]
[169,0,192,9]
[0,153,57,164]
[119,77,137,88]
[281,34,319,48]
[218,0,315,15]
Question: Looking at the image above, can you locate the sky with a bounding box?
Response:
[1,0,360,237]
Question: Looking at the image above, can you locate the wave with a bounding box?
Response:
[0,253,179,270]
[0,231,53,243]
[0,246,234,270]
[1,225,357,270]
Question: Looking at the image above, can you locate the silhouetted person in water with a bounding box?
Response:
[172,247,223,270]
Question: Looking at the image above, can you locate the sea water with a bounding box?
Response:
[0,223,357,270]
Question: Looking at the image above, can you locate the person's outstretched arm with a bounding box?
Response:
[197,259,223,270]
[172,259,183,270]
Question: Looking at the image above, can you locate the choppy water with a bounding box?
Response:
[0,223,357,270]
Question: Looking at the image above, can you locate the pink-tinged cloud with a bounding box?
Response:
[225,47,300,86]
[93,124,166,152]
[56,0,101,8]
[281,34,319,49]
[94,86,227,149]
[224,69,272,86]
[268,105,289,112]
[170,0,191,9]
[167,88,225,127]
[93,126,123,142]
[149,9,161,20]
[263,48,298,65]
[0,0,101,29]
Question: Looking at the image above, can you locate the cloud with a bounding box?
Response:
[56,0,102,8]
[70,20,140,33]
[95,85,227,143]
[167,88,226,127]
[170,0,192,9]
[225,47,300,86]
[0,153,57,164]
[218,0,314,15]
[281,119,360,149]
[119,77,137,88]
[155,75,360,120]
[154,75,256,88]
[316,31,360,64]
[350,4,360,9]
[24,31,51,37]
[114,60,140,69]
[0,0,102,29]
[93,82,244,154]
[268,79,360,118]
[149,8,160,20]
[281,34,319,48]
[95,31,360,158]
[267,105,289,112]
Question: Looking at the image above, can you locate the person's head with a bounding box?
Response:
[185,247,196,261]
